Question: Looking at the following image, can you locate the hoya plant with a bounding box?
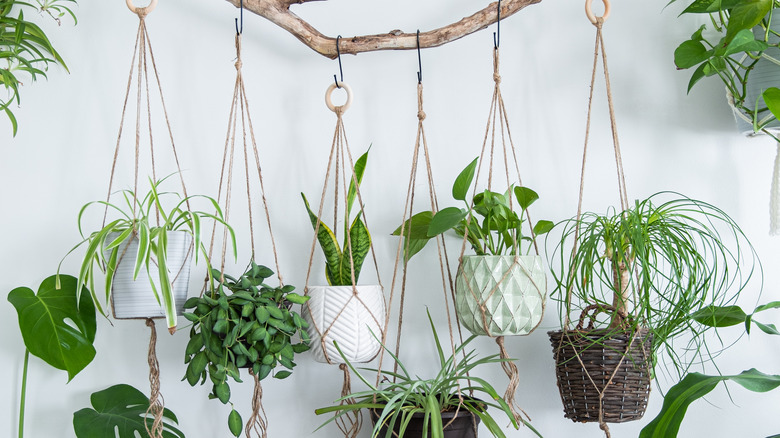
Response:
[183,261,310,436]
[301,149,370,285]
[393,157,554,261]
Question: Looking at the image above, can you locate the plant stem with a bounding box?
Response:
[610,259,631,328]
[19,349,29,438]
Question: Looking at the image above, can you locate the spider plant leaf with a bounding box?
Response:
[301,193,342,284]
[134,223,150,281]
[156,228,177,331]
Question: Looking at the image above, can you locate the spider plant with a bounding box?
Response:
[58,175,236,333]
[1,0,77,136]
[549,192,758,380]
[315,310,541,438]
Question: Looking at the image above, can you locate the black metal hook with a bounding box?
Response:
[493,0,501,49]
[235,0,243,34]
[334,35,343,89]
[416,30,422,84]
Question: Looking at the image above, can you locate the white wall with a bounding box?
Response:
[1,0,779,437]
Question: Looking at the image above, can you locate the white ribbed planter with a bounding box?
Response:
[455,255,546,336]
[107,230,193,320]
[302,285,385,364]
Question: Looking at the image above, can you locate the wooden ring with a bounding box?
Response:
[585,0,610,24]
[325,81,353,113]
[126,0,158,15]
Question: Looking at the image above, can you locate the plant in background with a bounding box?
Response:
[301,149,370,285]
[671,0,780,135]
[393,158,553,261]
[58,175,235,333]
[315,310,541,438]
[550,192,758,381]
[183,261,310,437]
[1,0,77,135]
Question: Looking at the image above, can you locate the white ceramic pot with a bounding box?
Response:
[108,230,193,320]
[455,255,546,336]
[734,14,780,135]
[302,284,386,364]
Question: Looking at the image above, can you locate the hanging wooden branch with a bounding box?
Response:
[223,0,542,58]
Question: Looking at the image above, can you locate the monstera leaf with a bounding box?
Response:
[73,384,185,438]
[8,274,96,381]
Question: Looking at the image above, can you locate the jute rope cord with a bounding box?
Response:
[202,32,285,438]
[552,3,651,436]
[301,81,384,438]
[103,3,193,434]
[378,81,471,433]
[453,44,540,425]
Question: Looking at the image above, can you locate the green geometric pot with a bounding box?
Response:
[455,255,546,336]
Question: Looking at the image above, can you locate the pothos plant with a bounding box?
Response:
[672,0,780,135]
[58,175,236,333]
[393,157,554,261]
[549,192,758,381]
[1,0,76,136]
[183,261,310,437]
[301,149,370,285]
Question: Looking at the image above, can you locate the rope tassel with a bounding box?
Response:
[145,319,164,438]
[335,364,362,438]
[495,337,529,426]
[245,371,268,438]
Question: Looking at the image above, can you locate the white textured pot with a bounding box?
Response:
[302,284,386,364]
[455,255,546,336]
[108,230,193,320]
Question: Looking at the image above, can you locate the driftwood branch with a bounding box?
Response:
[224,0,542,59]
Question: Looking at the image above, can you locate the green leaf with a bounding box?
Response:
[674,40,712,69]
[301,193,342,285]
[73,384,185,438]
[754,320,780,336]
[754,301,780,313]
[452,158,479,201]
[682,0,741,14]
[333,215,371,286]
[392,211,434,239]
[690,305,747,327]
[8,275,96,381]
[532,220,554,236]
[427,207,467,237]
[725,0,772,44]
[721,29,767,56]
[228,408,242,437]
[275,370,292,379]
[762,88,780,121]
[346,149,370,217]
[215,381,230,404]
[640,369,780,438]
[513,186,539,211]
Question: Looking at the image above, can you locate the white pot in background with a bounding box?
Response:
[108,230,193,320]
[734,14,780,135]
[302,284,386,364]
[455,255,546,336]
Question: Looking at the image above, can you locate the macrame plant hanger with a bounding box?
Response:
[201,4,283,436]
[377,31,472,434]
[553,2,647,437]
[301,42,385,438]
[454,1,538,425]
[103,1,192,436]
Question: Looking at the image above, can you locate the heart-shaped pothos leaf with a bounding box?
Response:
[8,274,96,381]
[73,384,185,438]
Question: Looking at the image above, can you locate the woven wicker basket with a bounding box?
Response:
[548,327,652,423]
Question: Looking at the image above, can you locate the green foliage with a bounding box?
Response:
[183,261,310,435]
[393,158,552,261]
[671,0,780,134]
[302,149,371,286]
[58,175,236,331]
[315,310,541,438]
[639,369,780,437]
[0,0,76,136]
[8,274,95,381]
[550,192,757,381]
[72,384,185,438]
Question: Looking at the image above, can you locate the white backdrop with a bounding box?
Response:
[1,0,779,437]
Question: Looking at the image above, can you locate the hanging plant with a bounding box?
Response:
[183,261,310,437]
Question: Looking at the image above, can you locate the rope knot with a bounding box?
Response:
[335,107,344,117]
[595,17,605,29]
[234,59,243,71]
[493,73,502,84]
[417,110,426,121]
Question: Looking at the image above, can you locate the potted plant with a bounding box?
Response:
[182,261,310,436]
[315,310,541,438]
[300,150,386,364]
[59,175,234,334]
[671,0,780,134]
[547,193,756,425]
[393,158,553,337]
